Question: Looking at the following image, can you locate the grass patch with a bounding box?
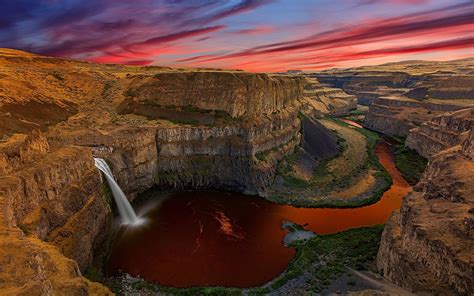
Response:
[214,110,236,123]
[282,175,309,189]
[17,224,31,235]
[168,118,200,125]
[269,117,392,208]
[393,139,428,185]
[261,225,384,293]
[182,105,212,114]
[349,109,366,116]
[124,89,136,97]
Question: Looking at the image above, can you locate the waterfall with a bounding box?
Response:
[94,158,142,225]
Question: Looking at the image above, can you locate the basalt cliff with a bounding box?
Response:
[0,48,361,294]
[377,108,474,295]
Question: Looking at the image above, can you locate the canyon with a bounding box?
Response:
[0,48,473,295]
[377,108,474,294]
[315,58,474,136]
[0,48,335,294]
[315,60,473,294]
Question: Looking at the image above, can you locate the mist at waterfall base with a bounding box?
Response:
[94,158,144,226]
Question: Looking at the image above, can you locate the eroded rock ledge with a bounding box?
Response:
[364,97,467,136]
[0,131,111,295]
[377,108,474,295]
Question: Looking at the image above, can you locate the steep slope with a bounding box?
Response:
[302,77,357,117]
[377,108,474,295]
[364,97,469,136]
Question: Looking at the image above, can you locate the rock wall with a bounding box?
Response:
[377,109,474,295]
[154,104,301,194]
[0,130,112,295]
[406,108,474,158]
[301,77,357,117]
[364,97,466,136]
[127,72,306,118]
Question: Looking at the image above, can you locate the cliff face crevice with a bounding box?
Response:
[377,109,474,295]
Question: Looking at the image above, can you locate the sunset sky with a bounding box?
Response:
[1,0,473,72]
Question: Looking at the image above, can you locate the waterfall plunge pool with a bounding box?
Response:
[105,141,411,288]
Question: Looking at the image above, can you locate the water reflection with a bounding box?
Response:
[107,142,411,287]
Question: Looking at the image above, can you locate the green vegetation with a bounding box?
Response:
[269,117,392,208]
[168,118,200,125]
[182,104,212,114]
[393,139,428,185]
[214,110,236,123]
[349,109,366,116]
[102,181,115,213]
[262,225,384,294]
[101,225,384,295]
[102,81,113,97]
[282,174,310,189]
[255,146,279,161]
[17,224,31,235]
[124,88,136,97]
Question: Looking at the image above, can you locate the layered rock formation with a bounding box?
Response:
[0,130,112,295]
[406,108,474,158]
[154,104,301,194]
[126,71,305,117]
[0,48,306,294]
[301,77,357,117]
[364,97,467,136]
[313,59,474,136]
[377,108,474,295]
[314,58,474,105]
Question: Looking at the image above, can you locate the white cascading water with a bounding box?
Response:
[94,158,142,225]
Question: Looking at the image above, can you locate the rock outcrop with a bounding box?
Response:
[364,97,467,136]
[377,108,474,295]
[406,108,474,158]
[154,104,301,194]
[302,77,357,117]
[0,130,112,295]
[126,72,305,118]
